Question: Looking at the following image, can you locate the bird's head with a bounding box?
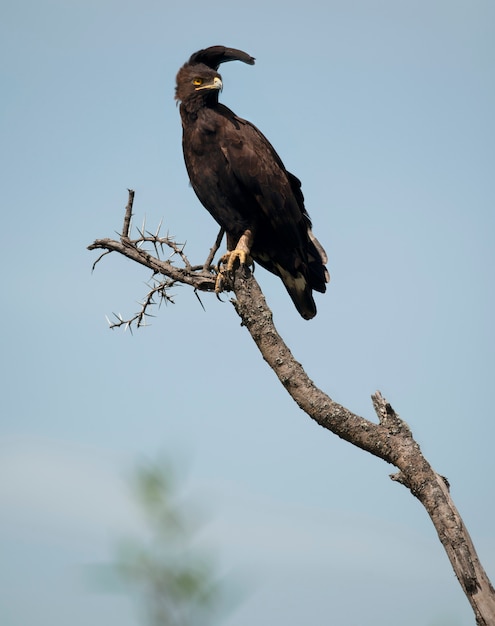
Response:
[175,64,223,108]
[175,45,255,112]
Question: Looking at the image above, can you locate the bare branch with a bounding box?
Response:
[91,249,112,272]
[371,390,412,436]
[88,193,495,625]
[88,235,216,290]
[122,189,135,239]
[105,278,175,330]
[203,227,225,271]
[229,267,495,626]
[88,193,220,329]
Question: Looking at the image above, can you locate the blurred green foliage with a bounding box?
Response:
[117,459,224,626]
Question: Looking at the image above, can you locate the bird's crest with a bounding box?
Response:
[187,46,255,70]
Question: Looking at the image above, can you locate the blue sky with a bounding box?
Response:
[1,0,494,624]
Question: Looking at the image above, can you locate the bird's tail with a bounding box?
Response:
[254,235,329,320]
[307,229,330,293]
[276,266,318,320]
[282,232,329,319]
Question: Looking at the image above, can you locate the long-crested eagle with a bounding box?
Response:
[175,46,329,319]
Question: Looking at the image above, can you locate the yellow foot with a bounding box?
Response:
[214,271,227,295]
[215,249,253,294]
[219,249,252,272]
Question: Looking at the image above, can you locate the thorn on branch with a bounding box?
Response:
[104,278,175,331]
[88,191,219,331]
[194,288,206,312]
[154,217,163,238]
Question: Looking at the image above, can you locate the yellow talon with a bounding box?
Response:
[214,271,226,294]
[219,249,252,272]
[215,249,253,294]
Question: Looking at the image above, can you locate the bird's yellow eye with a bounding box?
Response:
[193,77,203,86]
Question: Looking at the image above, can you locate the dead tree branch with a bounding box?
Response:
[88,191,495,625]
[88,191,218,327]
[229,269,495,625]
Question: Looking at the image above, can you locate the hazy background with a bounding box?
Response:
[1,0,494,624]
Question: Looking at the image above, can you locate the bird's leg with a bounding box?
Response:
[221,230,254,271]
[215,229,254,293]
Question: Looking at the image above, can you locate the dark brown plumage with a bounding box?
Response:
[175,46,329,319]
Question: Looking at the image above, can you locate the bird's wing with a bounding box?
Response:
[219,113,306,241]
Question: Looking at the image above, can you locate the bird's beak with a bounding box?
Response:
[196,76,223,92]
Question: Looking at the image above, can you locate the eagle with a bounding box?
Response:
[175,46,329,319]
